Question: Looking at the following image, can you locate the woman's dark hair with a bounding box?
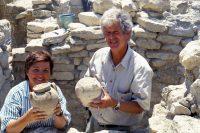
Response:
[24,50,54,80]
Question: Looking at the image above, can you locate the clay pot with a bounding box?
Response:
[29,82,59,117]
[75,77,102,107]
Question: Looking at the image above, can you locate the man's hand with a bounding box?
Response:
[89,88,117,108]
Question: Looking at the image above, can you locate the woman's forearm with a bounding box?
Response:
[54,115,67,129]
[6,113,30,133]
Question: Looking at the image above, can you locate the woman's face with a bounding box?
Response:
[26,61,51,90]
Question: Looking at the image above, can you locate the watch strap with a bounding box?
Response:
[114,101,120,110]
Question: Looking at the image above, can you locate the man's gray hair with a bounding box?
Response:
[100,8,133,33]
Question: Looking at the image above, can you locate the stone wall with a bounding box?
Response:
[0,19,12,108]
[149,40,200,133]
[1,0,200,132]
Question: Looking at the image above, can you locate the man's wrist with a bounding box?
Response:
[56,110,63,117]
[113,101,120,110]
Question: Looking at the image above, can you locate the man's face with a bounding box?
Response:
[103,22,131,53]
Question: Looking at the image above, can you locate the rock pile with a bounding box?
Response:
[149,40,200,133]
[0,19,12,107]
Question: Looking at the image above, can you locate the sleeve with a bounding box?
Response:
[131,64,153,111]
[56,86,71,125]
[0,90,22,132]
[84,51,97,78]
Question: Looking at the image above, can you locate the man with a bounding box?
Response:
[81,0,92,11]
[84,8,153,133]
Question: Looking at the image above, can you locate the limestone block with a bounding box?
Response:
[32,0,52,5]
[77,65,88,71]
[32,4,47,9]
[93,0,115,15]
[69,36,86,45]
[32,10,52,18]
[168,25,195,37]
[55,0,70,15]
[67,127,81,133]
[132,25,157,39]
[86,42,107,50]
[27,32,42,39]
[150,59,169,68]
[149,116,175,133]
[0,66,6,90]
[78,12,101,26]
[151,104,169,117]
[0,32,5,46]
[12,48,27,62]
[79,70,87,79]
[179,40,200,70]
[42,29,68,45]
[170,102,191,115]
[43,23,59,33]
[7,0,32,12]
[136,0,170,13]
[27,22,45,33]
[136,38,161,50]
[52,72,74,80]
[30,82,59,117]
[0,19,11,44]
[146,51,177,60]
[69,46,85,52]
[25,39,45,52]
[172,115,200,133]
[170,1,188,15]
[74,58,82,65]
[68,23,86,30]
[68,50,88,58]
[15,10,33,20]
[157,34,182,45]
[52,55,71,64]
[161,84,187,110]
[121,0,138,15]
[0,51,9,69]
[4,69,11,79]
[53,63,74,72]
[137,17,167,33]
[70,26,104,40]
[69,0,82,6]
[191,79,200,109]
[75,77,102,107]
[161,44,182,53]
[51,44,70,55]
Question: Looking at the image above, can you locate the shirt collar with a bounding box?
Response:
[106,45,132,70]
[24,80,30,98]
[120,46,132,70]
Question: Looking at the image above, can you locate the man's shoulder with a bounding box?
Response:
[93,47,110,57]
[96,47,110,53]
[132,50,153,72]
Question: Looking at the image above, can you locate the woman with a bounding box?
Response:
[0,51,71,133]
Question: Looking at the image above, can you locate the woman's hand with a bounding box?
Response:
[54,102,62,116]
[53,102,67,129]
[6,107,48,133]
[26,107,48,122]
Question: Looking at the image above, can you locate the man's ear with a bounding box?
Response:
[125,31,132,39]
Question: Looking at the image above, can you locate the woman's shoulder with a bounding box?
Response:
[8,81,28,96]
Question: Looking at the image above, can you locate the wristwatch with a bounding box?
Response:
[56,110,63,116]
[114,101,120,110]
